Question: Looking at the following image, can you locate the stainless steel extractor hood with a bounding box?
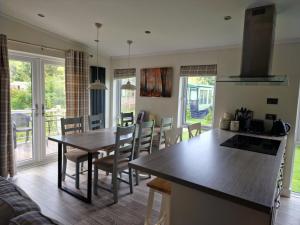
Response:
[217,4,288,85]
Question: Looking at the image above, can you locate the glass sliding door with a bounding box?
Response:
[9,51,65,166]
[43,61,66,156]
[9,58,35,164]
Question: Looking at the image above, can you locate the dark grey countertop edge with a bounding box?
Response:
[129,161,272,214]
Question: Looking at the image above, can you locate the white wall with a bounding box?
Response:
[111,42,300,196]
[0,13,112,127]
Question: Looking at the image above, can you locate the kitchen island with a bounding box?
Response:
[129,129,287,225]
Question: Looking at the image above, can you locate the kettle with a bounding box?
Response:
[271,119,291,136]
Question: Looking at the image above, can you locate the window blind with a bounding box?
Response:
[180,64,217,77]
[114,68,136,79]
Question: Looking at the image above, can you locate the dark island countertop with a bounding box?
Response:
[129,129,286,213]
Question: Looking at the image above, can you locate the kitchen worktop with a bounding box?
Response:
[129,129,287,213]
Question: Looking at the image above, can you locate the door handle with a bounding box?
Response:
[32,104,38,116]
[42,104,45,117]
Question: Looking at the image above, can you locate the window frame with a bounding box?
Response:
[115,77,136,122]
[181,76,216,131]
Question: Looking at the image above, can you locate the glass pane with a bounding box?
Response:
[120,78,136,114]
[44,63,65,155]
[185,76,216,128]
[10,59,33,162]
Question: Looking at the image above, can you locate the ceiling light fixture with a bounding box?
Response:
[88,23,108,90]
[120,40,136,90]
[37,13,45,18]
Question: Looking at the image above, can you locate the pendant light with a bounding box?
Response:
[88,22,107,90]
[120,40,136,90]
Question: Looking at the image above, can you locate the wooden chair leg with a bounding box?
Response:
[112,171,118,203]
[144,189,155,225]
[93,164,98,195]
[75,162,80,189]
[62,156,67,181]
[129,168,133,194]
[135,169,139,186]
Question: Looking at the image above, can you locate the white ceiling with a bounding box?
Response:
[1,0,300,57]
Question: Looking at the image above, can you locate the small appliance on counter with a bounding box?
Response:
[230,121,240,132]
[271,119,291,136]
[234,108,253,131]
[219,112,233,130]
[248,119,265,134]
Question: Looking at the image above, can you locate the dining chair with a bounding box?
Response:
[164,127,183,147]
[61,117,99,189]
[187,122,201,139]
[135,120,155,185]
[121,112,134,126]
[88,113,104,130]
[93,125,136,203]
[153,117,173,151]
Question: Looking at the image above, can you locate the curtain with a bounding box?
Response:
[114,68,136,79]
[0,34,15,177]
[180,64,217,77]
[65,50,89,130]
[90,66,105,128]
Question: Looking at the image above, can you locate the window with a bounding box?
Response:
[181,76,216,129]
[115,77,136,118]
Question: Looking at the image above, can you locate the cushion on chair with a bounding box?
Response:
[94,155,129,172]
[64,149,88,162]
[147,178,171,195]
[9,211,62,225]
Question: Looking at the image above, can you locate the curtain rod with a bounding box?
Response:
[8,38,66,53]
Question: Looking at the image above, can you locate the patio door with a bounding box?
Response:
[41,60,65,157]
[9,51,65,166]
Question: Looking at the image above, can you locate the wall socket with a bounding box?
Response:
[265,114,277,120]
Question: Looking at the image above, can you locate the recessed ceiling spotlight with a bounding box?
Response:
[37,13,45,18]
[224,16,232,21]
[145,30,151,34]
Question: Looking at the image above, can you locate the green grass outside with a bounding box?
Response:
[292,146,300,193]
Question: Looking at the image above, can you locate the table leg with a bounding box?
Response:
[87,152,92,203]
[58,142,62,189]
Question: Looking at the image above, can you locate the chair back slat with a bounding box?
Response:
[188,122,201,139]
[159,117,173,145]
[114,125,136,168]
[135,120,155,159]
[61,117,84,135]
[164,127,183,148]
[121,112,134,126]
[88,114,104,130]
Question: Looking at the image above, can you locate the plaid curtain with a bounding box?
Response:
[0,34,15,177]
[65,50,89,130]
[180,64,217,77]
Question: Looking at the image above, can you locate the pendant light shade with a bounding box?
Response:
[88,22,108,90]
[120,40,136,90]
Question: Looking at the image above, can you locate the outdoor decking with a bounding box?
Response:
[15,140,58,162]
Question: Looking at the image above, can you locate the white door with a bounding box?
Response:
[9,51,65,166]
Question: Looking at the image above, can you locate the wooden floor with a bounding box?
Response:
[13,162,300,225]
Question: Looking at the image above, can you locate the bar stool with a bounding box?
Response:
[145,178,171,225]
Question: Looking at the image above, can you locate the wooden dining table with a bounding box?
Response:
[48,128,116,203]
[48,126,161,203]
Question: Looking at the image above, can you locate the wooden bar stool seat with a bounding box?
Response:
[145,178,171,225]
